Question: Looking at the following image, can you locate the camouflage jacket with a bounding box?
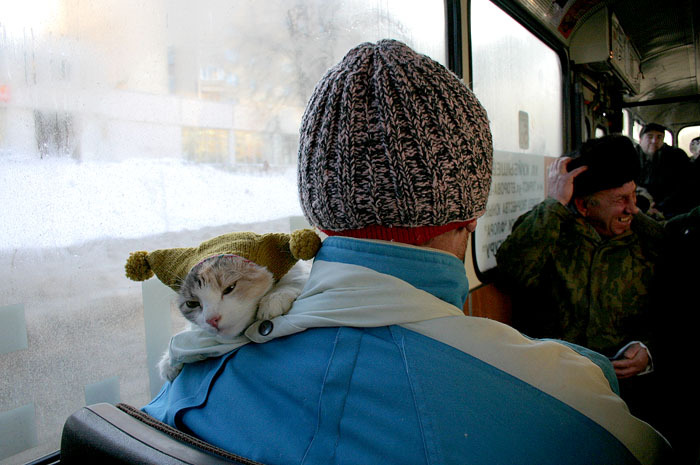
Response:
[496,198,664,356]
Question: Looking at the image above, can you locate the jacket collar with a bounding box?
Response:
[315,236,469,310]
[167,236,470,365]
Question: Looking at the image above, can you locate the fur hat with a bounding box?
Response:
[297,39,493,245]
[568,135,640,198]
[125,229,321,291]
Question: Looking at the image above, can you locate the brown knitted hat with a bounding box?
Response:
[297,39,493,245]
[124,229,321,292]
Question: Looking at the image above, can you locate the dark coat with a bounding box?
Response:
[637,144,692,217]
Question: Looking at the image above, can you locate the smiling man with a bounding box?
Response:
[497,134,664,430]
[497,135,662,374]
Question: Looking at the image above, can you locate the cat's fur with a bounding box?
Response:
[158,256,310,381]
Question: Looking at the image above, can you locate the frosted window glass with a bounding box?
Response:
[0,404,38,461]
[471,0,563,156]
[471,0,564,274]
[84,377,121,406]
[0,1,445,462]
[0,304,28,355]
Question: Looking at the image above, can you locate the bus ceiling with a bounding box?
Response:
[497,0,700,129]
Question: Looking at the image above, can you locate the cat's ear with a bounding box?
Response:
[240,259,274,281]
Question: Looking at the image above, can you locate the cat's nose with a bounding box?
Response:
[206,315,221,329]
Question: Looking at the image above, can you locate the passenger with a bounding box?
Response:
[654,206,700,464]
[497,135,660,368]
[682,136,700,210]
[690,136,700,160]
[636,122,691,218]
[143,41,670,464]
[645,132,700,218]
[496,135,665,435]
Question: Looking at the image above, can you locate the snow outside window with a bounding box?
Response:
[0,1,444,462]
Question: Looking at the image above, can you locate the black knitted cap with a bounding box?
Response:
[297,39,493,244]
[640,123,666,137]
[568,135,640,198]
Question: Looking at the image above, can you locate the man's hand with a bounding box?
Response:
[612,343,650,379]
[547,157,587,206]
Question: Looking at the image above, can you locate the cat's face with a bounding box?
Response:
[177,254,274,337]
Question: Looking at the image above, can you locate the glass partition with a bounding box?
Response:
[0,1,445,462]
[470,0,564,276]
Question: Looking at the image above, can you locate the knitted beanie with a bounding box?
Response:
[124,229,321,292]
[297,39,493,245]
[568,135,640,198]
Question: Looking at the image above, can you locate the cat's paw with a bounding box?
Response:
[257,287,299,320]
[158,353,183,382]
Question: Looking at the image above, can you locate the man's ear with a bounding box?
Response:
[573,197,587,217]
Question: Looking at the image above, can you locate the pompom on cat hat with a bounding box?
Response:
[297,39,493,245]
[125,229,321,291]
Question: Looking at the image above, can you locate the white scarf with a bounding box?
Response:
[168,259,461,365]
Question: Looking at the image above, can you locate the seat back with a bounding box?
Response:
[60,403,264,465]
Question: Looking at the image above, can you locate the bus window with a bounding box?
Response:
[470,0,564,277]
[678,125,700,158]
[665,129,674,146]
[584,117,592,141]
[632,120,644,143]
[0,1,445,463]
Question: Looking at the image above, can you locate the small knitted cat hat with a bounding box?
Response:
[124,229,321,292]
[297,39,493,245]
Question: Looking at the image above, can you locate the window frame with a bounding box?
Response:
[466,0,570,283]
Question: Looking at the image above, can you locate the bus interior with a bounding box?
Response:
[1,0,698,463]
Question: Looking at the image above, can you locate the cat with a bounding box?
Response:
[158,255,311,381]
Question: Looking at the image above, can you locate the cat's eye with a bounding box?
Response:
[222,283,237,296]
[185,300,200,309]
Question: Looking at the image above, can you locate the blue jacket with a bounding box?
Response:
[144,236,670,464]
